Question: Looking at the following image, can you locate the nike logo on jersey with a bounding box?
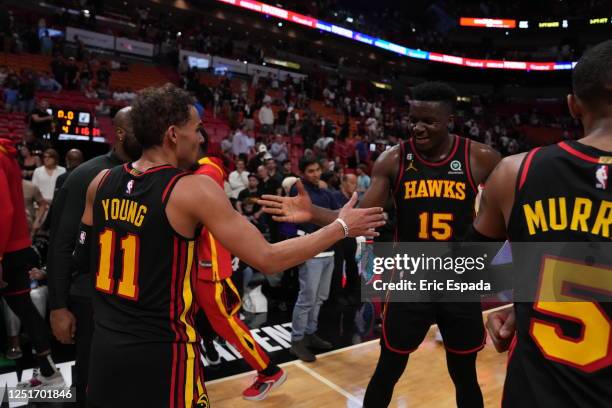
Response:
[523,197,611,238]
[404,180,466,200]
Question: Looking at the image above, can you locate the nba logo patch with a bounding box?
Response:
[406,153,413,161]
[595,165,608,189]
[126,179,135,194]
[79,231,86,244]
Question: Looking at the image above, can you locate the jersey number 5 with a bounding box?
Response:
[418,212,453,240]
[530,256,612,373]
[95,228,140,300]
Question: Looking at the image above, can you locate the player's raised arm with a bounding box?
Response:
[175,174,385,274]
[258,144,399,226]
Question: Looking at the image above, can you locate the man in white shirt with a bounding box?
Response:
[258,101,275,136]
[228,158,250,202]
[31,149,66,202]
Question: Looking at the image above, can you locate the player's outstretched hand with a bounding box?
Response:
[486,307,516,352]
[257,179,312,223]
[338,192,385,238]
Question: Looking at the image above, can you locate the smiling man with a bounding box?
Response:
[258,82,501,407]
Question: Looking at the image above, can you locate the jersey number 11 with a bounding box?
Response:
[95,228,140,300]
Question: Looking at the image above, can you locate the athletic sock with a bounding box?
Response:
[259,364,280,377]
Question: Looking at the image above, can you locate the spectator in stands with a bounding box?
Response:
[64,57,79,90]
[270,134,288,164]
[236,174,265,231]
[38,71,62,93]
[3,82,19,113]
[96,61,111,87]
[265,158,284,185]
[96,82,112,100]
[243,102,255,131]
[18,143,41,180]
[257,164,282,197]
[289,157,339,362]
[74,35,85,61]
[32,148,65,202]
[50,55,65,87]
[469,121,480,141]
[21,177,48,235]
[78,63,92,91]
[232,125,253,157]
[84,83,98,99]
[22,129,43,154]
[40,30,53,56]
[0,65,8,85]
[246,144,267,173]
[18,71,36,113]
[29,100,53,140]
[280,159,296,179]
[258,100,274,136]
[228,158,249,202]
[354,134,369,165]
[275,105,288,134]
[356,164,371,195]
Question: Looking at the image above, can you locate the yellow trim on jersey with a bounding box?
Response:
[208,232,219,281]
[214,280,268,370]
[180,242,197,342]
[184,343,195,408]
[196,375,204,397]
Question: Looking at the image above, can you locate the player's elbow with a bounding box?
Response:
[255,246,278,275]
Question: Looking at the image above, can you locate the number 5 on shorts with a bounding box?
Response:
[530,256,612,373]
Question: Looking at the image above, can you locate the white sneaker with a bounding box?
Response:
[17,369,66,389]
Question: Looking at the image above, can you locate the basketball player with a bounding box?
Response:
[479,39,612,407]
[258,82,501,407]
[48,106,139,406]
[77,84,385,407]
[193,146,286,401]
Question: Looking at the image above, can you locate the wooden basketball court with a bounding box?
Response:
[207,310,508,407]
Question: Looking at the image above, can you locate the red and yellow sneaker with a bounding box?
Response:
[242,368,288,401]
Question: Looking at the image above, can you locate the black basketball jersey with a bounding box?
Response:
[505,140,612,407]
[91,163,199,346]
[393,135,479,242]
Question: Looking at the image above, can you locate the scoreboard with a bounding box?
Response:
[50,108,105,143]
